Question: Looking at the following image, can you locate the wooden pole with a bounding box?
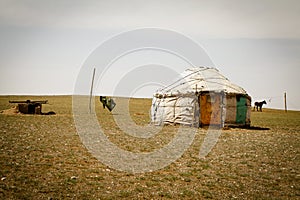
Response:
[284,92,287,113]
[89,68,96,114]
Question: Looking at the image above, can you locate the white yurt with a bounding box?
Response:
[151,67,251,127]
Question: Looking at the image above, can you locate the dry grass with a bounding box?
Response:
[0,95,299,199]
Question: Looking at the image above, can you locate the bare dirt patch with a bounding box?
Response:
[0,106,19,115]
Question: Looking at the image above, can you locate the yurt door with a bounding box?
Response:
[236,96,247,124]
[200,93,222,126]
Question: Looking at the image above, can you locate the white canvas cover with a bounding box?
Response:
[151,67,248,126]
[155,67,246,96]
[151,95,199,126]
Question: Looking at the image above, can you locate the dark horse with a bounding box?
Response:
[254,100,267,112]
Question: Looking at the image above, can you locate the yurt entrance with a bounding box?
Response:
[236,95,247,124]
[199,92,223,127]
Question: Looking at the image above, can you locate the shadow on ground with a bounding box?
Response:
[227,125,270,130]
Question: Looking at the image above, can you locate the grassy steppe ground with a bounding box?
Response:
[0,95,299,199]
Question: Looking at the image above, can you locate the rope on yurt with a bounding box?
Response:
[163,76,245,94]
[203,80,246,93]
[153,97,164,125]
[159,68,240,95]
[173,97,179,123]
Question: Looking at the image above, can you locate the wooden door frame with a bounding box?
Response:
[199,91,225,127]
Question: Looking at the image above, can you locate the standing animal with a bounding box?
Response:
[254,100,267,112]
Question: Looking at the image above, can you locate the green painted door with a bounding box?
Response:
[236,96,247,124]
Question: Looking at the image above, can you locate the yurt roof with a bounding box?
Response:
[154,67,247,96]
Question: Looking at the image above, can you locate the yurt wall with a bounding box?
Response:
[151,95,199,126]
[246,96,251,125]
[225,94,237,125]
[173,96,198,126]
[224,94,251,126]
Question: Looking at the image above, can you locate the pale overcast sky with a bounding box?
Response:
[0,0,299,110]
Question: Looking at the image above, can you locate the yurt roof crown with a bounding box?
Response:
[154,67,247,97]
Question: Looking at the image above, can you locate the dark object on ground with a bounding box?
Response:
[227,125,270,130]
[254,100,267,112]
[9,100,48,114]
[41,111,56,115]
[100,96,107,109]
[100,96,116,112]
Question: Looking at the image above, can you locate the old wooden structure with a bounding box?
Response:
[9,100,48,114]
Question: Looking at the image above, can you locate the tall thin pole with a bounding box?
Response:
[89,68,96,114]
[284,92,287,113]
